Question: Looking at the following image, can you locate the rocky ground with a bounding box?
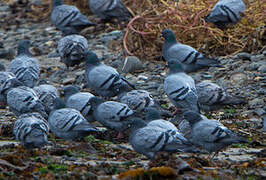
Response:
[0,1,265,180]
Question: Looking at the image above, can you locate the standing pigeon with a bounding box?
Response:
[128,118,199,159]
[63,85,95,122]
[89,96,134,137]
[13,112,49,149]
[56,35,89,68]
[196,81,245,111]
[6,86,47,118]
[51,0,95,35]
[164,60,199,113]
[205,0,246,29]
[183,111,248,155]
[8,40,40,88]
[84,50,135,97]
[88,0,132,22]
[48,97,99,141]
[162,29,221,72]
[33,84,60,114]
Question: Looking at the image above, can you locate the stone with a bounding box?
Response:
[0,48,15,60]
[248,98,264,108]
[258,65,266,73]
[236,52,251,60]
[62,77,76,85]
[137,75,148,81]
[264,117,266,132]
[254,108,265,116]
[100,30,123,46]
[230,72,247,85]
[122,56,143,73]
[250,54,265,62]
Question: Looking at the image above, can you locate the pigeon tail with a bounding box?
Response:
[221,95,246,105]
[72,122,99,132]
[196,57,223,67]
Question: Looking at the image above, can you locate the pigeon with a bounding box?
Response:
[13,112,49,149]
[56,35,89,68]
[48,97,99,141]
[84,50,135,97]
[0,72,23,107]
[128,118,199,159]
[51,0,95,35]
[205,0,246,29]
[6,86,48,118]
[33,84,60,114]
[183,111,248,155]
[8,40,40,88]
[164,60,199,113]
[89,96,134,136]
[63,85,95,122]
[88,0,132,22]
[162,29,221,72]
[196,81,245,111]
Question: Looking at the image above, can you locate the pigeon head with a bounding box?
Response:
[84,51,100,65]
[127,117,147,131]
[183,111,202,125]
[52,0,63,8]
[89,96,104,110]
[53,97,66,110]
[167,60,184,73]
[145,107,161,121]
[63,85,80,100]
[17,40,31,56]
[162,29,177,43]
[0,63,5,71]
[24,127,48,149]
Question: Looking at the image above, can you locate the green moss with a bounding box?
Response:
[84,135,112,144]
[39,164,68,174]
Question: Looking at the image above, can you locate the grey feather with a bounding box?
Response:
[57,35,88,68]
[205,0,246,29]
[33,84,60,114]
[51,0,95,35]
[13,112,49,149]
[8,40,40,88]
[162,29,221,72]
[7,86,48,118]
[89,0,132,21]
[183,111,248,153]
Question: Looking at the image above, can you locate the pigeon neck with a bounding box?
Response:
[165,35,177,45]
[90,98,104,110]
[145,109,161,121]
[52,0,63,8]
[54,98,66,110]
[64,89,79,101]
[129,118,147,132]
[17,45,31,56]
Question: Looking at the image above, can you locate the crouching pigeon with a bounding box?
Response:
[183,111,248,156]
[89,0,132,22]
[205,0,246,29]
[8,40,40,88]
[51,0,95,35]
[196,81,245,111]
[84,50,135,98]
[13,112,49,149]
[162,29,221,72]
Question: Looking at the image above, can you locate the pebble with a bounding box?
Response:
[122,56,143,73]
[236,52,251,60]
[230,72,247,85]
[248,98,264,108]
[62,77,76,85]
[258,65,266,73]
[137,75,148,81]
[250,54,265,62]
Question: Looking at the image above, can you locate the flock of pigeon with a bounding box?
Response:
[0,0,248,160]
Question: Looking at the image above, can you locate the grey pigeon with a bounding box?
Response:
[48,97,99,141]
[56,35,89,68]
[196,81,245,111]
[89,96,134,134]
[63,85,95,122]
[118,89,155,112]
[7,86,48,118]
[205,0,246,29]
[8,40,40,88]
[0,72,23,107]
[183,111,248,154]
[34,84,60,114]
[162,29,221,72]
[84,50,135,97]
[13,112,49,149]
[51,0,95,35]
[128,118,199,159]
[89,0,132,22]
[164,60,199,113]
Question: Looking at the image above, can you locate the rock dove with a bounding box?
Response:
[164,60,199,113]
[56,35,89,68]
[51,0,95,35]
[33,84,60,114]
[128,118,199,159]
[88,0,132,22]
[8,40,40,88]
[0,72,23,107]
[7,86,48,118]
[162,29,221,72]
[196,81,245,111]
[48,97,99,141]
[183,111,248,154]
[13,112,49,149]
[205,0,246,29]
[63,85,95,122]
[89,96,134,134]
[84,50,135,97]
[118,89,155,112]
